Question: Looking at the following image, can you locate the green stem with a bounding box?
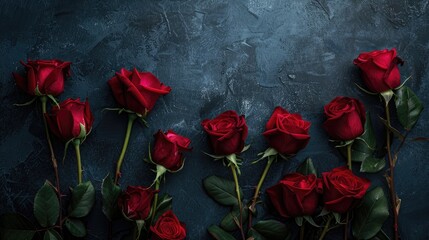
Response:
[319,215,332,240]
[300,222,305,240]
[384,99,399,240]
[114,114,137,185]
[346,143,352,170]
[41,96,62,231]
[230,165,245,240]
[73,141,83,184]
[150,179,161,225]
[248,156,274,226]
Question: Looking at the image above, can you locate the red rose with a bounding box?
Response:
[266,173,321,218]
[45,98,94,142]
[323,97,366,141]
[118,186,157,220]
[13,59,71,96]
[152,130,192,171]
[150,210,186,240]
[263,107,311,155]
[353,48,404,93]
[322,166,370,213]
[108,68,171,115]
[201,110,248,155]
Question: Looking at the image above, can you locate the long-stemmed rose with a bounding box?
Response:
[107,68,171,184]
[353,49,423,240]
[45,98,94,184]
[148,130,191,226]
[201,110,248,240]
[249,106,311,226]
[150,210,186,240]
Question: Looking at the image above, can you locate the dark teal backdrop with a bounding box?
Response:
[1,0,428,239]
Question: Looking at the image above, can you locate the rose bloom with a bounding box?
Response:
[118,186,157,220]
[152,130,192,171]
[266,173,321,218]
[45,98,94,142]
[322,166,370,213]
[150,210,186,240]
[353,48,403,93]
[323,96,366,141]
[13,59,71,96]
[201,110,248,156]
[108,68,171,115]
[263,106,311,155]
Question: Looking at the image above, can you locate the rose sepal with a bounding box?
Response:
[134,219,146,240]
[295,216,320,228]
[354,83,378,95]
[13,97,37,107]
[332,139,355,148]
[380,90,394,105]
[104,108,148,126]
[203,145,250,174]
[393,75,412,90]
[252,147,278,164]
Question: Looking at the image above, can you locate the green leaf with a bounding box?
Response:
[0,213,36,240]
[102,174,121,221]
[65,218,86,237]
[360,157,385,173]
[34,181,59,227]
[352,187,389,240]
[253,220,290,240]
[395,86,424,130]
[203,176,242,206]
[220,205,249,232]
[247,228,266,240]
[207,225,236,240]
[152,194,173,223]
[296,157,317,176]
[69,181,95,218]
[43,230,62,240]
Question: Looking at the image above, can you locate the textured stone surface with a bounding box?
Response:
[0,0,428,239]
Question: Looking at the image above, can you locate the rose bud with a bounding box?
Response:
[353,48,404,93]
[108,68,171,116]
[201,110,248,156]
[118,186,157,220]
[263,106,311,155]
[152,130,192,171]
[266,173,321,218]
[13,59,71,96]
[322,166,370,213]
[323,96,366,141]
[45,98,94,142]
[150,210,186,240]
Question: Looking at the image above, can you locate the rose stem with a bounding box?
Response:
[150,179,161,225]
[230,164,245,240]
[299,222,305,240]
[384,99,399,240]
[248,156,274,227]
[73,140,83,184]
[41,96,62,231]
[318,215,332,240]
[344,143,353,240]
[114,113,137,185]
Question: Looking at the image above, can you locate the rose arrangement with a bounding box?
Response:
[1,47,423,240]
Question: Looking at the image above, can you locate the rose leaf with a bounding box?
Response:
[68,181,95,218]
[33,181,59,227]
[352,187,389,240]
[395,86,424,130]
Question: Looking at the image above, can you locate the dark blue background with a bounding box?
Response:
[1,0,428,239]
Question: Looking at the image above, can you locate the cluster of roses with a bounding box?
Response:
[12,61,191,239]
[200,49,417,240]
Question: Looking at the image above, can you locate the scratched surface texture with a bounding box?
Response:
[1,0,429,239]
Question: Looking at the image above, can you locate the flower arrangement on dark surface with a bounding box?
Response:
[0,47,423,240]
